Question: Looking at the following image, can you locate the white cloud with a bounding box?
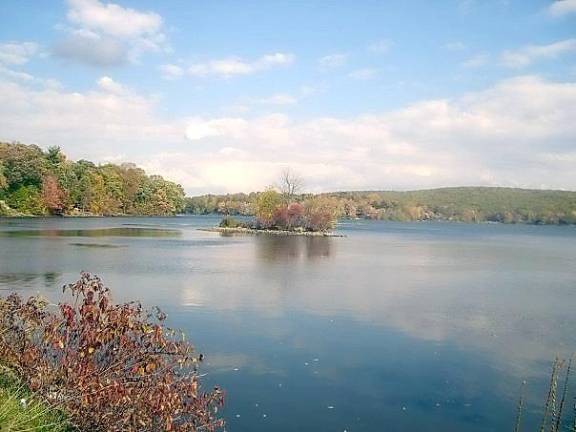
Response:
[501,39,576,68]
[462,53,489,68]
[549,0,576,16]
[0,42,38,65]
[368,39,393,54]
[0,77,184,161]
[348,68,380,80]
[0,65,61,89]
[0,65,34,82]
[53,0,167,66]
[97,76,126,94]
[318,53,347,69]
[1,75,576,194]
[159,64,184,80]
[185,118,247,141]
[188,53,294,78]
[66,0,162,39]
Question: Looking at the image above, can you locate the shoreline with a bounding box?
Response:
[199,227,346,237]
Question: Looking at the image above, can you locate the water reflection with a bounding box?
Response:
[255,236,333,262]
[1,217,576,431]
[0,227,180,237]
[0,272,62,289]
[69,242,126,248]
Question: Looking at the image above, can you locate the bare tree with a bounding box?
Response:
[278,168,304,203]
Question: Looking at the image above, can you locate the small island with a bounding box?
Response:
[202,171,345,237]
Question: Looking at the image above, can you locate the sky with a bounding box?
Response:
[0,0,575,194]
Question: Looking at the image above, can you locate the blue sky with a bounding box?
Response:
[0,0,575,193]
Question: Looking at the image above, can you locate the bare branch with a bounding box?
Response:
[277,168,304,202]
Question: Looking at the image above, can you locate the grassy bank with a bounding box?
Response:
[0,366,70,432]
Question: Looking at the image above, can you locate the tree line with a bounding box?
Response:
[0,142,185,216]
[186,187,576,225]
[3,142,575,224]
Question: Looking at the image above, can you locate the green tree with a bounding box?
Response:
[0,161,7,192]
[255,189,282,228]
[87,172,113,215]
[45,146,65,168]
[6,185,46,215]
[0,143,46,189]
[135,175,185,215]
[118,163,147,213]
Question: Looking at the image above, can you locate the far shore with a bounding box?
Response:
[199,226,345,237]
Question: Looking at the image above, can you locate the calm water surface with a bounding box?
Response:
[1,216,575,431]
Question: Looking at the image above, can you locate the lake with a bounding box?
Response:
[1,216,575,431]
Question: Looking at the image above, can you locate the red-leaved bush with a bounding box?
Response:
[286,202,304,229]
[0,272,225,431]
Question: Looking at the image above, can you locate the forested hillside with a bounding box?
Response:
[0,143,185,216]
[3,141,575,224]
[185,187,576,225]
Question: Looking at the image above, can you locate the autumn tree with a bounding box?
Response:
[41,175,65,215]
[303,196,341,231]
[342,200,358,219]
[286,202,304,229]
[255,188,283,228]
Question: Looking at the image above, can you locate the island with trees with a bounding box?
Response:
[207,170,342,235]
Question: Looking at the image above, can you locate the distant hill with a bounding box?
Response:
[185,187,576,225]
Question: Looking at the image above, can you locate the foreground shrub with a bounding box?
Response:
[0,273,224,432]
